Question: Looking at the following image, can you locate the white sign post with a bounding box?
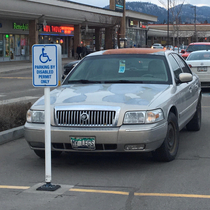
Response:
[32,44,61,191]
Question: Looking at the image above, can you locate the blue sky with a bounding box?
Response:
[69,0,210,7]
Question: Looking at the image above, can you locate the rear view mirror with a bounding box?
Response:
[181,49,185,53]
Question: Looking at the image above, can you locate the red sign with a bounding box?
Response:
[43,25,74,34]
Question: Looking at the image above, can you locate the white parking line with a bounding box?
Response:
[0,96,38,105]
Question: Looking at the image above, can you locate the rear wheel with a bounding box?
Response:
[152,112,179,162]
[186,97,201,131]
[33,150,62,159]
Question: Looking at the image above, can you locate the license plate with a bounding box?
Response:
[197,67,207,72]
[70,137,95,150]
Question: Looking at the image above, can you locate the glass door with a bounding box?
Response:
[0,34,3,61]
[4,34,10,61]
[10,35,15,60]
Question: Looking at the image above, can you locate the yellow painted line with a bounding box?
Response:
[134,193,210,199]
[70,188,210,199]
[0,77,32,79]
[70,188,129,195]
[0,185,30,190]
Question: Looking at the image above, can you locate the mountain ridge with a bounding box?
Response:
[104,2,210,24]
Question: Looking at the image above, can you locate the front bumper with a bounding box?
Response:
[24,121,167,153]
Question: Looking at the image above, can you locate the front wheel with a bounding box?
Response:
[152,112,179,162]
[34,150,62,159]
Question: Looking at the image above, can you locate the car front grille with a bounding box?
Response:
[55,109,117,127]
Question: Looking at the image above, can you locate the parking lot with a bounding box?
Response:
[0,93,210,209]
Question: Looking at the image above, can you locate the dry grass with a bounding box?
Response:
[0,102,31,132]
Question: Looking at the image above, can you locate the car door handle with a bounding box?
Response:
[189,86,192,93]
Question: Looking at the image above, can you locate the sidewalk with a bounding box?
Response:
[0,57,76,73]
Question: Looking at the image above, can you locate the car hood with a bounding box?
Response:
[32,83,170,110]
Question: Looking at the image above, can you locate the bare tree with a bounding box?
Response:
[158,0,185,51]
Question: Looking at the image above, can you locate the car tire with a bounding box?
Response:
[186,97,201,131]
[33,150,62,159]
[152,112,179,162]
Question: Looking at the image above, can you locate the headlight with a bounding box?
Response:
[123,109,164,124]
[26,110,45,123]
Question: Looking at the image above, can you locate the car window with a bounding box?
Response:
[168,54,183,81]
[187,52,210,60]
[172,54,192,74]
[186,45,210,52]
[64,55,172,84]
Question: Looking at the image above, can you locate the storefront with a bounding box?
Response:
[0,19,75,62]
[39,24,74,58]
[0,19,29,62]
[126,18,148,48]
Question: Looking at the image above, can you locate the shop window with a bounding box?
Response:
[0,34,3,57]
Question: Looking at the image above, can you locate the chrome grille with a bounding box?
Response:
[56,110,116,127]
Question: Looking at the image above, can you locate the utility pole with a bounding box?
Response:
[191,6,197,42]
[167,0,170,48]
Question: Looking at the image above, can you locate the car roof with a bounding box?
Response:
[189,42,210,46]
[87,48,166,57]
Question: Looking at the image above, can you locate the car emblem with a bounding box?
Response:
[200,62,204,65]
[80,113,89,121]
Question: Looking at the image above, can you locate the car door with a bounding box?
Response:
[173,54,199,121]
[167,54,193,129]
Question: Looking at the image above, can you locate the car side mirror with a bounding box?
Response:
[181,49,185,53]
[179,73,192,83]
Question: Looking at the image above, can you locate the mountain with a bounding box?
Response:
[104,2,210,24]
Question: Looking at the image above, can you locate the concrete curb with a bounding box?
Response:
[0,126,24,145]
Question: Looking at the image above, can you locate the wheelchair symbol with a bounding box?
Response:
[39,48,52,63]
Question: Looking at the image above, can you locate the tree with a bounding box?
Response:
[158,0,185,50]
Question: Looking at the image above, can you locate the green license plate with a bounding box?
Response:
[70,137,95,150]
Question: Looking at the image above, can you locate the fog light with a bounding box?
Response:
[124,144,145,151]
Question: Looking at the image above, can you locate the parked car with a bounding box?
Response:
[62,60,80,80]
[186,50,210,88]
[181,42,210,59]
[24,48,201,162]
[151,43,164,49]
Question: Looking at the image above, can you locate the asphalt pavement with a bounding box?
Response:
[0,58,76,145]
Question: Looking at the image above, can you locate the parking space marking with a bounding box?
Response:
[69,188,129,195]
[0,96,38,105]
[70,188,210,199]
[0,185,30,190]
[134,193,210,199]
[1,185,210,199]
[0,77,32,79]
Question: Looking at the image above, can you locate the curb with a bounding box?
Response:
[0,126,24,145]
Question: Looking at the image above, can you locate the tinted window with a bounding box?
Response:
[186,44,210,52]
[187,52,210,60]
[168,54,182,80]
[64,55,172,84]
[172,54,192,74]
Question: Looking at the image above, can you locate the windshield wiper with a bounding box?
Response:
[68,79,101,84]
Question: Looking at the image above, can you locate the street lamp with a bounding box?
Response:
[191,6,197,42]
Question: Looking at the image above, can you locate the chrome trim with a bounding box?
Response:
[54,105,121,127]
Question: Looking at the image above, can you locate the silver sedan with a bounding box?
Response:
[24,48,201,162]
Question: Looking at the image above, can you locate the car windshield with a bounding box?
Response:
[63,54,171,85]
[187,52,210,60]
[186,45,210,52]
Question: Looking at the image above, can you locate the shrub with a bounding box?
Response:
[0,102,31,132]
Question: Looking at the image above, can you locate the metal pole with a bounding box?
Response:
[45,87,51,184]
[167,0,169,48]
[194,6,197,42]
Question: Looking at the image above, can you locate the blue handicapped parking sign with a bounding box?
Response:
[32,44,59,87]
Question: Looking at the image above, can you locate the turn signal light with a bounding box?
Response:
[188,64,192,68]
